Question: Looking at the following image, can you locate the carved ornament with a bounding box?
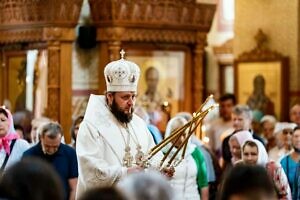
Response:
[237,29,285,61]
[0,29,43,44]
[98,27,199,44]
[0,0,83,29]
[89,0,216,31]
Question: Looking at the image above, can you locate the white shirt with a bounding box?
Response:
[206,117,233,152]
[170,155,200,200]
[0,139,30,170]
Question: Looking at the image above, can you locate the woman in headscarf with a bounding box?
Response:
[164,116,208,200]
[228,130,253,165]
[0,107,29,171]
[242,139,291,200]
[280,126,300,200]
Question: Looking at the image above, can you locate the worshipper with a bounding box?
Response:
[280,126,300,200]
[134,106,163,144]
[12,109,33,143]
[289,104,300,126]
[0,107,29,171]
[163,115,208,200]
[78,187,126,200]
[23,122,78,200]
[260,115,277,151]
[76,50,169,197]
[241,139,291,199]
[70,115,84,148]
[14,124,25,139]
[176,111,221,200]
[219,164,277,200]
[0,157,64,200]
[30,116,51,144]
[228,130,253,165]
[268,122,296,163]
[118,170,174,200]
[251,109,264,136]
[206,93,236,157]
[221,105,264,169]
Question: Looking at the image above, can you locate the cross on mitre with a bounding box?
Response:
[120,49,126,59]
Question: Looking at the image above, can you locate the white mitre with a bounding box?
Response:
[104,49,140,92]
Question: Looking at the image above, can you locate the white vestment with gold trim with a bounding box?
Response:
[76,95,158,198]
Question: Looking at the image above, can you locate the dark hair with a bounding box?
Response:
[0,157,64,200]
[0,107,9,118]
[242,140,258,152]
[41,122,63,139]
[219,165,276,200]
[14,124,24,132]
[71,115,84,141]
[79,187,126,200]
[219,93,236,104]
[293,126,300,134]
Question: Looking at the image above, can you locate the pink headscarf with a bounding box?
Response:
[0,107,19,155]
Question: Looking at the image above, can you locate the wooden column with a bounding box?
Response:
[60,42,72,143]
[108,41,122,61]
[98,42,109,94]
[44,27,74,143]
[46,41,61,122]
[192,33,206,111]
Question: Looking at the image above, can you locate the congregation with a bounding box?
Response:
[0,53,299,200]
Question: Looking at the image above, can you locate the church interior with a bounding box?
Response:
[1,0,300,200]
[0,0,300,141]
[0,0,299,143]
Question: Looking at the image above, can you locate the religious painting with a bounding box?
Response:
[235,61,288,120]
[127,50,185,132]
[1,52,27,112]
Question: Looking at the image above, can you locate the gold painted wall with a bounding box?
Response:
[234,0,299,95]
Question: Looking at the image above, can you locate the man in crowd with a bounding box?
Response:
[23,122,78,200]
[290,103,300,126]
[221,105,264,168]
[76,50,165,198]
[206,93,236,157]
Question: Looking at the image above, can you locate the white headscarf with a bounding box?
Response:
[163,116,196,160]
[242,139,269,167]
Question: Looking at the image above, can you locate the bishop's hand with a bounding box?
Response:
[127,166,144,174]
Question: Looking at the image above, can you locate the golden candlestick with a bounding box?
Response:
[144,95,218,169]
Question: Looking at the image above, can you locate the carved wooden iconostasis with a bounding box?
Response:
[0,0,216,140]
[234,29,289,121]
[0,0,83,143]
[91,0,216,114]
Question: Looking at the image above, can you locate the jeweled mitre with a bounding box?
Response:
[104,50,140,92]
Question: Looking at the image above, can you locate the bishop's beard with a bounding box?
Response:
[110,99,133,124]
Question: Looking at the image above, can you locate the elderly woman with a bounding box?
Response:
[0,107,29,170]
[280,126,300,200]
[164,116,208,200]
[269,122,296,163]
[260,115,277,150]
[241,139,291,200]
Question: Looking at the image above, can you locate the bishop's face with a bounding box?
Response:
[107,92,136,123]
